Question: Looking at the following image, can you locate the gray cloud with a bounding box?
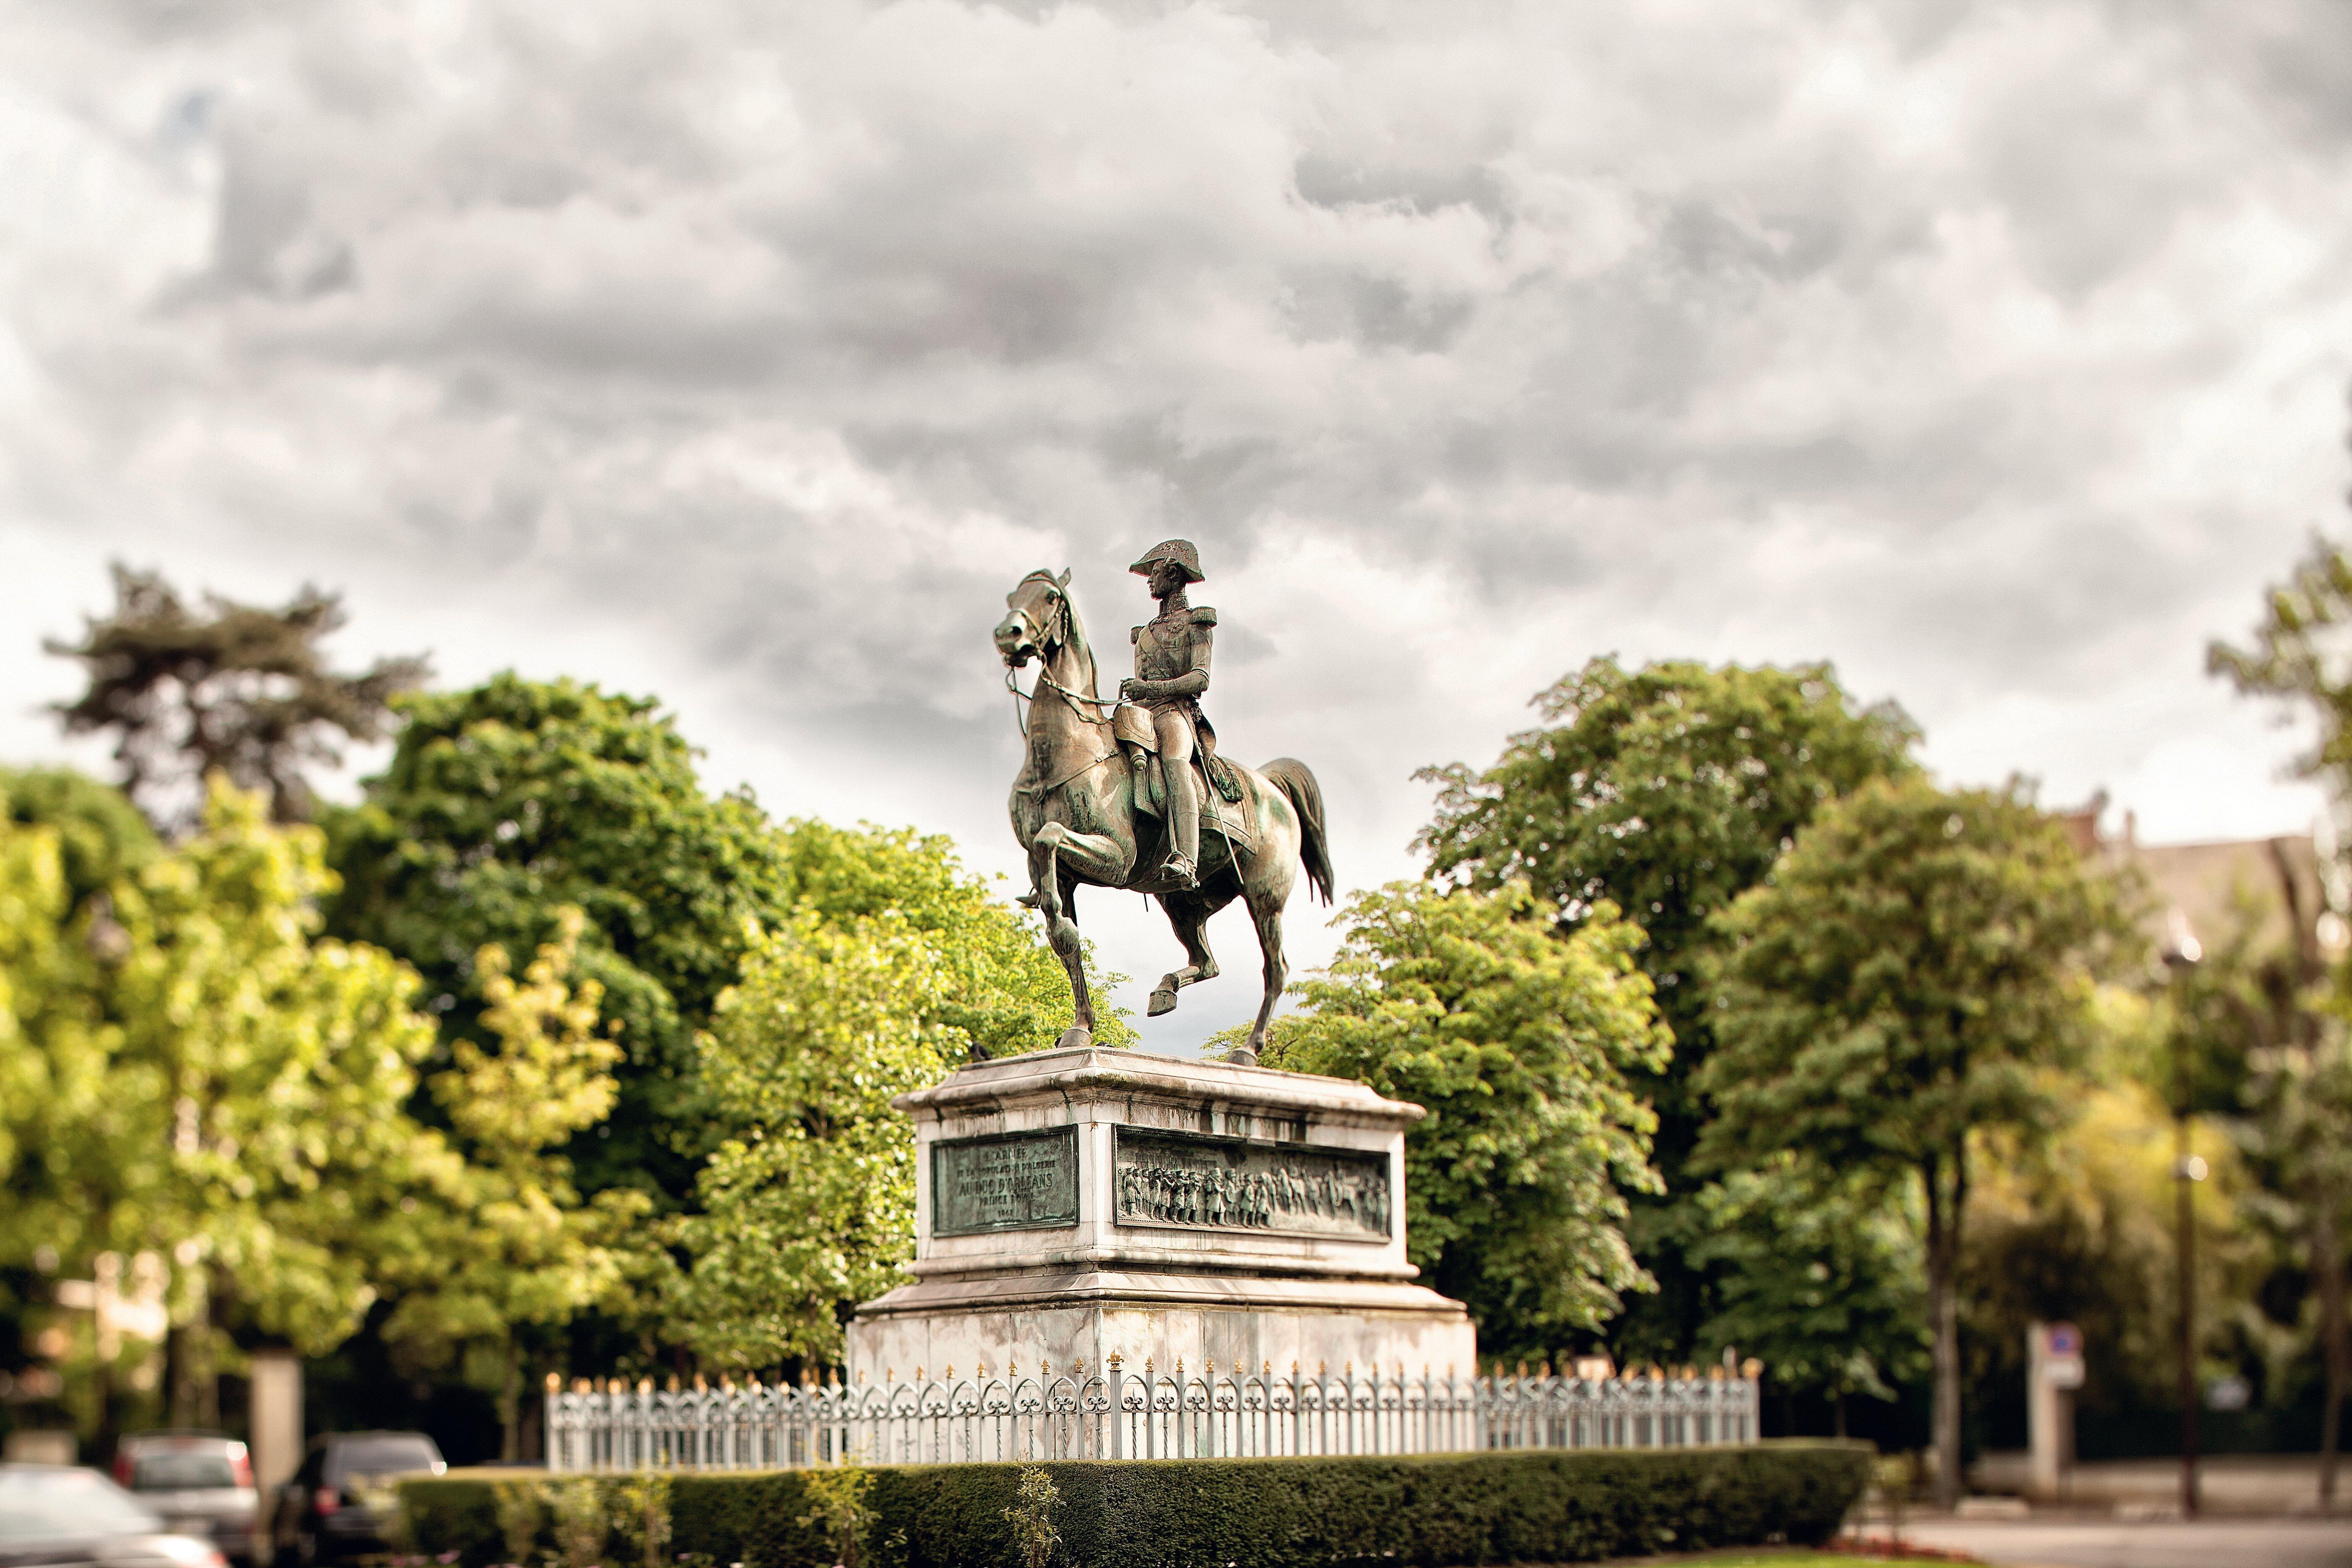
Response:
[4,0,2351,1042]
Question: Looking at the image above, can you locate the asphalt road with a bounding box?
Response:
[1892,1516,2352,1568]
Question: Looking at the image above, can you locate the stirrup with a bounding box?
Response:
[1164,853,1198,890]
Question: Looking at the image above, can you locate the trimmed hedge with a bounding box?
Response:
[402,1442,1870,1568]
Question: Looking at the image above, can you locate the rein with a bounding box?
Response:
[1005,586,1120,797]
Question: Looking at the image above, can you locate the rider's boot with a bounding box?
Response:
[1167,762,1201,890]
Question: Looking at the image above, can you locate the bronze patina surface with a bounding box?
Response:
[930,1127,1081,1236]
[1112,1127,1391,1243]
[993,544,1337,1064]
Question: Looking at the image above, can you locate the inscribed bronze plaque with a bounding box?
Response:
[1114,1127,1391,1243]
[931,1127,1081,1236]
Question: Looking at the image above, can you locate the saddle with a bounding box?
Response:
[1115,702,1252,848]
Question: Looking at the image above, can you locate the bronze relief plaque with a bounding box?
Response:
[1114,1127,1391,1243]
[931,1126,1081,1236]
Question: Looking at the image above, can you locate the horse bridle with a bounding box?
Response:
[1004,575,1117,725]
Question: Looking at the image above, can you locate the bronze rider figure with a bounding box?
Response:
[1119,539,1215,890]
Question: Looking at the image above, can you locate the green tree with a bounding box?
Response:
[1,766,159,909]
[1415,657,1917,1357]
[327,676,1127,1210]
[2209,527,2352,1499]
[2,775,447,1438]
[1687,1160,1927,1436]
[1253,881,1670,1356]
[381,911,650,1458]
[48,565,427,828]
[324,673,802,1203]
[673,829,1120,1369]
[1697,776,2129,1505]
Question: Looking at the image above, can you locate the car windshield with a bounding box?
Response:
[0,1467,165,1542]
[329,1438,439,1481]
[132,1452,240,1491]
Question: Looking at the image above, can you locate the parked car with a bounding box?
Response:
[0,1462,229,1568]
[264,1434,444,1568]
[113,1434,258,1563]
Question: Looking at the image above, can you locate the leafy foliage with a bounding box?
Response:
[326,677,1121,1217]
[1413,658,1918,1357]
[797,1460,877,1568]
[1687,1160,1927,1414]
[1,765,159,908]
[2210,524,2352,1488]
[673,830,1115,1368]
[1255,880,1669,1354]
[1697,775,2132,1502]
[1417,657,1918,1051]
[381,911,650,1372]
[1001,1466,1060,1568]
[325,673,800,1202]
[47,564,426,828]
[1,775,446,1354]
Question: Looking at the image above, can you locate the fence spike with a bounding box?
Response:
[945,1365,954,1380]
[1073,1359,1084,1375]
[1108,1352,1122,1369]
[693,1374,707,1392]
[638,1377,653,1395]
[545,1372,562,1393]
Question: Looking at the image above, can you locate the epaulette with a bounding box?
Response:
[1190,605,1218,627]
[1130,626,1142,644]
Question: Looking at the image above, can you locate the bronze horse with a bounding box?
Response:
[993,568,1333,1063]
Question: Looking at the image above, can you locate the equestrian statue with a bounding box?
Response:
[993,541,1333,1065]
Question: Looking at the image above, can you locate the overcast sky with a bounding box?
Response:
[5,1,2352,1046]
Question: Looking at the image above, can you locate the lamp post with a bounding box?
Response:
[2162,923,2203,1519]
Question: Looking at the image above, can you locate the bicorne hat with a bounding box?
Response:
[1128,539,1204,583]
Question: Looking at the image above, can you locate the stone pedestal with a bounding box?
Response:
[848,1046,1476,1383]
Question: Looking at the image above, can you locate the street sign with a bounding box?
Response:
[2046,1323,2082,1359]
[2045,1357,2085,1390]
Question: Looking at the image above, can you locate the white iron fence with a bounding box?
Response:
[545,1360,1759,1472]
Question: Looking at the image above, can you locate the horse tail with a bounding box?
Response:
[1261,758,1334,905]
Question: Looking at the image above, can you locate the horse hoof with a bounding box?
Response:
[1147,987,1178,1018]
[1224,1043,1260,1067]
[1055,1026,1093,1051]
